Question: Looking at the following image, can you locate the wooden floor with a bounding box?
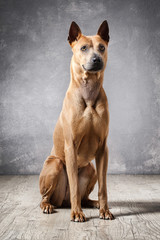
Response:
[0,175,160,240]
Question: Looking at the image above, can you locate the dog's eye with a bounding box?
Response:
[81,45,87,51]
[99,44,105,52]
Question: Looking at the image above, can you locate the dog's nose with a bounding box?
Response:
[92,56,101,63]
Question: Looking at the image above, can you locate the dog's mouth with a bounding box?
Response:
[82,62,103,73]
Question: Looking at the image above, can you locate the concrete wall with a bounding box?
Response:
[0,0,160,174]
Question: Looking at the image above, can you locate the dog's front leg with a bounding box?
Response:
[96,141,115,220]
[65,140,86,222]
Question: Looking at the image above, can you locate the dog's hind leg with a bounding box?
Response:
[79,162,99,209]
[39,155,67,213]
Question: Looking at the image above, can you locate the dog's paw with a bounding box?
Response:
[99,208,115,220]
[70,209,86,222]
[41,203,54,214]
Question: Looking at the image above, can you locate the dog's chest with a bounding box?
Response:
[83,104,100,124]
[72,103,108,156]
[74,105,107,165]
[83,104,108,137]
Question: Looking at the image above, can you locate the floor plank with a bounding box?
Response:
[0,175,160,240]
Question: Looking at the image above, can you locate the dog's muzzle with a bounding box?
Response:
[82,54,103,72]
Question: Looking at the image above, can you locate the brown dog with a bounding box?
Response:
[39,20,114,222]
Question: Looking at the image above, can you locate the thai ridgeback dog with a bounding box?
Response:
[39,20,115,222]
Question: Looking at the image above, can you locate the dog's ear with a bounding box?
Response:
[97,20,110,43]
[68,21,82,46]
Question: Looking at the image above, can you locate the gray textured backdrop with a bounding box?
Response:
[0,0,160,174]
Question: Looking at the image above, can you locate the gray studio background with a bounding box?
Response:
[0,0,160,174]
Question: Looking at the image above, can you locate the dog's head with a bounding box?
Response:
[68,20,109,73]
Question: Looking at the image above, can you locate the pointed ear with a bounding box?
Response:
[97,20,110,42]
[67,21,82,46]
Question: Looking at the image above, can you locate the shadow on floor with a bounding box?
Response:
[109,201,160,217]
[50,200,160,220]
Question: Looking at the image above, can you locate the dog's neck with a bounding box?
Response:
[70,57,104,107]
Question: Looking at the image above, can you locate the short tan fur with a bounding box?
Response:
[39,20,114,222]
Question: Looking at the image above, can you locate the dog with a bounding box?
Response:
[39,20,114,222]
